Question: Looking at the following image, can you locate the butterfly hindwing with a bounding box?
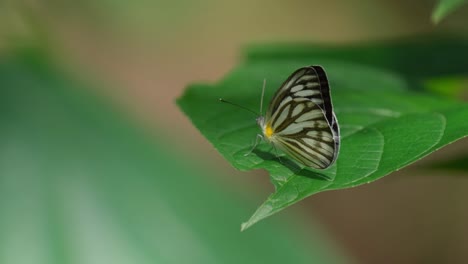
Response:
[272,98,337,168]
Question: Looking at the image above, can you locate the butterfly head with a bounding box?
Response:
[257,116,274,140]
[256,116,264,127]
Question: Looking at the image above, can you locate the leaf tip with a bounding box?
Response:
[240,216,257,232]
[240,203,276,231]
[240,222,250,232]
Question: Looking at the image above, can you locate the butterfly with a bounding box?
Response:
[221,66,340,169]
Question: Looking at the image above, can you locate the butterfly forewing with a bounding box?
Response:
[265,66,340,169]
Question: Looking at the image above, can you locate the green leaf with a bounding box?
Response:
[178,58,468,230]
[432,0,468,23]
[0,50,344,263]
[424,77,467,98]
[245,35,468,80]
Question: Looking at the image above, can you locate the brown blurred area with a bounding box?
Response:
[1,0,468,263]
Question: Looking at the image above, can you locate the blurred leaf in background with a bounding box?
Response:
[432,0,468,23]
[0,50,346,264]
[178,36,468,230]
[245,36,468,81]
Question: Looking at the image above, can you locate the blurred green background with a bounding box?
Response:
[1,1,468,263]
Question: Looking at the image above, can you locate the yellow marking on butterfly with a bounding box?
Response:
[265,124,274,138]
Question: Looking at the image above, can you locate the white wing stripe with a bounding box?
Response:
[277,122,304,134]
[276,96,292,112]
[303,138,334,155]
[277,138,324,167]
[277,119,329,135]
[290,85,304,92]
[311,98,324,105]
[299,120,329,129]
[291,104,305,117]
[297,75,317,83]
[305,82,320,88]
[272,104,290,128]
[285,69,306,92]
[294,90,320,97]
[284,138,331,164]
[278,125,304,135]
[307,130,332,139]
[295,109,323,122]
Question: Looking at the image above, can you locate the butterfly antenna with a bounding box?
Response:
[260,78,266,116]
[219,98,258,116]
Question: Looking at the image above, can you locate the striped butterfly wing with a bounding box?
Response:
[266,66,340,169]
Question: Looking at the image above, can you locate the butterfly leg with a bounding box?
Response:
[271,144,284,165]
[244,134,263,156]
